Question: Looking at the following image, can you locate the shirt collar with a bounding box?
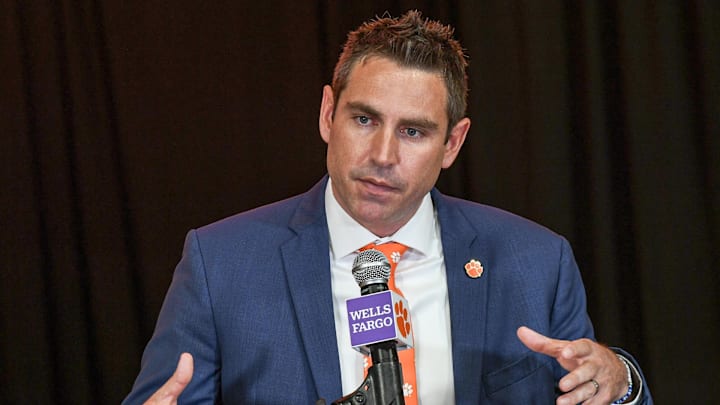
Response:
[325,178,438,260]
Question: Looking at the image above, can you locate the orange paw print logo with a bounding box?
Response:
[465,259,484,278]
[395,301,411,338]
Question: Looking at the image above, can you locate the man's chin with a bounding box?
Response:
[352,204,393,221]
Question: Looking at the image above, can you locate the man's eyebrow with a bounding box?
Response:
[346,101,382,118]
[345,101,440,131]
[398,117,440,131]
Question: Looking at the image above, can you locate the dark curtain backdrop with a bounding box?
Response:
[2,1,718,403]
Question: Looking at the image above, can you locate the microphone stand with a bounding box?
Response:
[331,339,405,405]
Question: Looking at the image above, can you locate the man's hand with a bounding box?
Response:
[143,353,194,405]
[517,326,629,405]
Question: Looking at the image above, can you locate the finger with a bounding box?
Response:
[144,353,194,404]
[173,353,194,387]
[558,362,598,393]
[556,379,600,405]
[560,338,593,360]
[516,326,568,358]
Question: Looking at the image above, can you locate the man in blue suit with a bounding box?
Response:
[125,11,652,404]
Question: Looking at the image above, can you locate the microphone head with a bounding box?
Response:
[352,249,391,288]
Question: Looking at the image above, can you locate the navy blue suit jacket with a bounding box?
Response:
[125,177,652,404]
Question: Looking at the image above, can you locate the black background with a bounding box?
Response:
[2,1,718,402]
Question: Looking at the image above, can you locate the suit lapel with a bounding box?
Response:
[434,191,491,403]
[281,178,343,401]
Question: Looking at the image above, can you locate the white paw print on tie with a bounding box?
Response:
[391,251,402,264]
[403,382,413,397]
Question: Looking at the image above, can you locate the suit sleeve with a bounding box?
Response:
[549,238,595,344]
[123,230,221,404]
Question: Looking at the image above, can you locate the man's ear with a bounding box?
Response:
[319,85,335,144]
[442,117,471,169]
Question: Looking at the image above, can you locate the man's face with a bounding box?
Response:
[319,57,470,236]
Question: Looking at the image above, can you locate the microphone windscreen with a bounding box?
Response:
[352,249,390,287]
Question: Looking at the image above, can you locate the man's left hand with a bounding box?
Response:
[517,326,629,405]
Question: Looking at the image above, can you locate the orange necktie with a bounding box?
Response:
[359,241,418,405]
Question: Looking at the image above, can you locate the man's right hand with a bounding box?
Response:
[143,353,194,405]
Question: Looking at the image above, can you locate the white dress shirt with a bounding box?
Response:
[325,179,456,404]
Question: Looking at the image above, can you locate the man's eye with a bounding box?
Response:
[404,128,420,137]
[356,116,371,125]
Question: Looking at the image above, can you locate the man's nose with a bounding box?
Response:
[369,127,399,166]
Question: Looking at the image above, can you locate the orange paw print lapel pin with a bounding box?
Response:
[464,259,484,279]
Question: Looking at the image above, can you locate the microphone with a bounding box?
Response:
[332,249,411,405]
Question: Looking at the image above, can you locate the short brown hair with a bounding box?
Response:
[332,10,469,130]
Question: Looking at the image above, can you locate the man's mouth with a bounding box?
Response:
[358,177,398,194]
